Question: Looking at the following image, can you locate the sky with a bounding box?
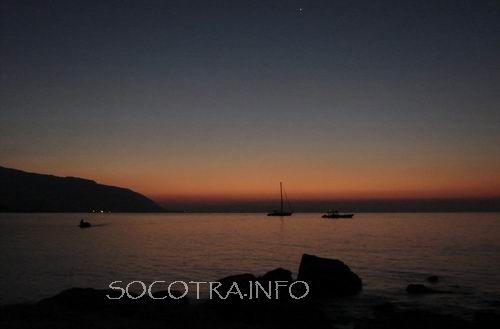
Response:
[1,0,499,210]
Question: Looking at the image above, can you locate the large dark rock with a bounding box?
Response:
[206,271,328,327]
[426,275,440,283]
[211,269,299,305]
[297,254,362,297]
[259,267,293,282]
[213,273,257,301]
[406,284,451,294]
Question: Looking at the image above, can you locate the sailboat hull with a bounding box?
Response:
[267,212,292,216]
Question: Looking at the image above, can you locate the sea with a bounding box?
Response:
[1,212,499,317]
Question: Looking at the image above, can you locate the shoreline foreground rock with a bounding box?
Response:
[211,255,362,302]
[1,254,498,328]
[297,254,363,297]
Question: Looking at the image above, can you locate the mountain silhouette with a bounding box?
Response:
[0,166,164,212]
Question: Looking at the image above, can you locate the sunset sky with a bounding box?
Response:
[1,1,499,210]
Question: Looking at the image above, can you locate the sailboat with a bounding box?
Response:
[267,182,293,216]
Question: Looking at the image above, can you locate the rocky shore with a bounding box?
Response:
[1,254,498,328]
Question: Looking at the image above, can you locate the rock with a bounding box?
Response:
[211,269,299,304]
[488,300,500,307]
[372,302,397,317]
[364,309,472,329]
[213,273,256,301]
[259,267,293,282]
[474,310,500,328]
[38,288,119,310]
[150,289,186,301]
[426,275,439,283]
[406,284,451,294]
[217,273,256,287]
[38,287,188,313]
[406,284,435,294]
[297,254,362,297]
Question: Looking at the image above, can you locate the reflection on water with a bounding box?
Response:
[1,212,500,310]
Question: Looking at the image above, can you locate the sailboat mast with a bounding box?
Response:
[280,182,283,213]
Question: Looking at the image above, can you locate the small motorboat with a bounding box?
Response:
[322,210,354,219]
[79,220,92,228]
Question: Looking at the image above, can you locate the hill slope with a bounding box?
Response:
[0,166,164,212]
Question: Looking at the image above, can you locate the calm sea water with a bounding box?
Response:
[1,213,500,313]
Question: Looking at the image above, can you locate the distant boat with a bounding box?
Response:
[322,210,354,219]
[267,182,293,216]
[79,219,92,228]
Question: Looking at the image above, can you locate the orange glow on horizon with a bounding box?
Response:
[4,158,499,205]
